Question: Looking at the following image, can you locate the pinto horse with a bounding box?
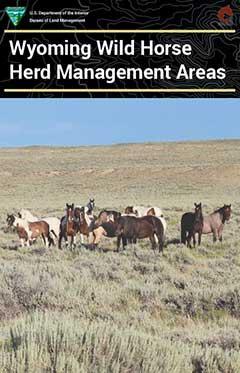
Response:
[58,203,79,249]
[6,214,52,248]
[76,198,95,227]
[18,209,60,245]
[115,215,164,252]
[202,204,232,242]
[181,203,203,248]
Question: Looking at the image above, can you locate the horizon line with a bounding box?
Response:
[0,138,239,149]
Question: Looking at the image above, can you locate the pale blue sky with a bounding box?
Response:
[0,99,238,147]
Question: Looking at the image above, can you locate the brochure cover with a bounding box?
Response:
[0,1,239,372]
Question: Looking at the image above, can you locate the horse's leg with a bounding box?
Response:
[218,225,223,242]
[88,231,94,245]
[69,234,74,250]
[64,232,69,248]
[193,232,196,248]
[73,234,77,249]
[181,224,187,244]
[213,228,218,243]
[117,235,121,252]
[48,233,54,248]
[51,230,58,246]
[157,233,164,253]
[80,233,84,244]
[186,231,192,248]
[122,236,127,251]
[149,234,156,250]
[41,233,47,248]
[198,232,202,246]
[58,232,63,250]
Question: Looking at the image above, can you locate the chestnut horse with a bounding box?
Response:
[74,207,90,244]
[58,203,79,249]
[115,215,164,252]
[181,203,203,248]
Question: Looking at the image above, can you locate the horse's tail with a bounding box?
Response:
[152,217,164,252]
[181,218,187,244]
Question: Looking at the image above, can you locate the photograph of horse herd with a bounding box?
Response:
[0,140,239,372]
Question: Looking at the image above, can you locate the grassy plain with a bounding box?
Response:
[0,140,240,372]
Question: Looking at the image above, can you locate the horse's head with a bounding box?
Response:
[5,214,16,233]
[6,214,15,227]
[194,203,203,219]
[125,206,134,214]
[223,204,232,221]
[79,209,86,224]
[66,203,75,222]
[87,199,95,214]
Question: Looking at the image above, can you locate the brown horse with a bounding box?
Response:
[181,203,203,248]
[58,203,79,249]
[202,204,232,242]
[74,207,90,243]
[115,215,164,252]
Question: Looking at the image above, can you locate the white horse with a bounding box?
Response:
[125,205,167,235]
[19,209,60,244]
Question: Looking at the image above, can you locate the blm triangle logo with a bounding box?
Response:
[5,7,26,26]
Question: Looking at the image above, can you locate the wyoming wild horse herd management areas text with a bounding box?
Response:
[8,39,226,82]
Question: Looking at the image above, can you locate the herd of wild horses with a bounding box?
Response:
[5,199,232,253]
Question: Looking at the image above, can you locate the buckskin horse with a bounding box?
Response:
[202,204,232,242]
[58,203,79,250]
[115,215,164,253]
[181,203,203,248]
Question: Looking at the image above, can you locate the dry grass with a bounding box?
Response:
[0,140,239,372]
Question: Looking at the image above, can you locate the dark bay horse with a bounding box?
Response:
[202,204,232,242]
[59,203,79,249]
[115,215,164,252]
[181,203,203,248]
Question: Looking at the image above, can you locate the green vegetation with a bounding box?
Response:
[0,140,239,372]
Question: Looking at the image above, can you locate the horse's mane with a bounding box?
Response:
[213,206,225,214]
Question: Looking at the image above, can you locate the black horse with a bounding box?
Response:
[181,203,203,248]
